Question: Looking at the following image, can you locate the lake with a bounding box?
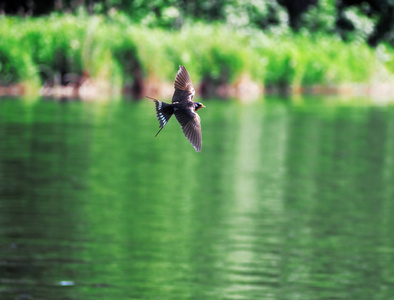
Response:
[1,97,394,299]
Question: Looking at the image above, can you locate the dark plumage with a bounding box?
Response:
[147,65,205,152]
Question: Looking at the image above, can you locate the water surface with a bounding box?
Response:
[1,97,394,299]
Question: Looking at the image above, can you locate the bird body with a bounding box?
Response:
[147,66,205,152]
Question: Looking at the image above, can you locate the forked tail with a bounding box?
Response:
[146,96,174,137]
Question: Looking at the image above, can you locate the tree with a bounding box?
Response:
[336,0,394,46]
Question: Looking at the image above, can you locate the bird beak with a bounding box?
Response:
[201,104,206,108]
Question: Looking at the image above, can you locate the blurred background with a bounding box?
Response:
[0,0,393,99]
[1,1,394,300]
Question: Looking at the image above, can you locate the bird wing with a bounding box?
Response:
[174,109,202,152]
[172,65,195,104]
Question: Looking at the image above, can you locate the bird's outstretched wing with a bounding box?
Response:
[174,109,202,152]
[172,65,195,104]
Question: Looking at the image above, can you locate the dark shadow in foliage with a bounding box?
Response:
[112,43,144,99]
[277,0,318,30]
[336,0,394,47]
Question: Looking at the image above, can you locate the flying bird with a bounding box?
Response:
[147,65,205,152]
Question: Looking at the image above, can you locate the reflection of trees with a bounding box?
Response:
[215,102,289,298]
[282,104,394,299]
[0,101,91,298]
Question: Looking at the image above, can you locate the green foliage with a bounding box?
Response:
[341,5,376,43]
[254,33,380,86]
[376,44,394,74]
[0,18,39,85]
[301,0,336,33]
[177,25,264,83]
[3,0,394,47]
[0,14,392,95]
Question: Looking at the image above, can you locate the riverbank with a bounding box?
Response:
[3,80,394,104]
[1,14,393,101]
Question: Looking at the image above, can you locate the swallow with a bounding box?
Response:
[147,65,205,152]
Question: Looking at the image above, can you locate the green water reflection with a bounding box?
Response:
[0,98,393,299]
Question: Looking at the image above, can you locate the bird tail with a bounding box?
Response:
[146,96,174,137]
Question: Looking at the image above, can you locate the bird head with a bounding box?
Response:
[195,102,205,111]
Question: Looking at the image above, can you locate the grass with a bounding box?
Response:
[0,13,393,97]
